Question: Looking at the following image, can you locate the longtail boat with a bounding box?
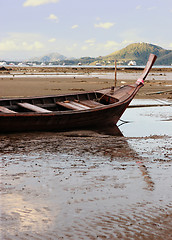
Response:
[0,54,157,133]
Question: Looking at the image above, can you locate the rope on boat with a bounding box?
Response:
[94,89,112,102]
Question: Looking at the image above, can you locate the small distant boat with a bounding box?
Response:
[0,54,157,133]
[128,60,137,66]
[18,62,24,66]
[27,62,33,66]
[96,63,102,66]
[0,62,7,66]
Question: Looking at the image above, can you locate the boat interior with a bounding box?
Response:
[0,85,135,114]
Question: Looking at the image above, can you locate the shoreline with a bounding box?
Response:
[1,65,172,74]
[0,67,172,99]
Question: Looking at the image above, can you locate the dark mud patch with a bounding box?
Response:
[0,131,172,239]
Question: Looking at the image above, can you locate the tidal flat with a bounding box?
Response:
[0,68,172,239]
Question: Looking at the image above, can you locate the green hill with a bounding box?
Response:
[27,42,172,66]
[30,52,67,62]
[100,42,172,65]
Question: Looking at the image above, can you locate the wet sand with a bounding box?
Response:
[0,132,172,239]
[0,67,172,239]
[0,66,172,99]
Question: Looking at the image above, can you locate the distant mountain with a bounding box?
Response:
[155,51,172,65]
[98,42,172,65]
[28,43,172,65]
[30,52,67,62]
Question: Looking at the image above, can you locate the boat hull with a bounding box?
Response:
[0,54,157,133]
[0,99,130,133]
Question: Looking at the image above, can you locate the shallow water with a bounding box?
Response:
[1,70,172,82]
[0,102,172,239]
[120,99,172,137]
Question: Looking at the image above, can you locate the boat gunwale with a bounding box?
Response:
[0,84,142,117]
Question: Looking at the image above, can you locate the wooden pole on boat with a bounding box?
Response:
[114,60,117,87]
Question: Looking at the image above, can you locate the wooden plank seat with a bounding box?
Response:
[17,103,52,113]
[78,100,104,108]
[0,106,17,113]
[56,101,91,111]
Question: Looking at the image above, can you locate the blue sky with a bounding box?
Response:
[0,0,172,60]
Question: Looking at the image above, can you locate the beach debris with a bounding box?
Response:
[146,90,172,95]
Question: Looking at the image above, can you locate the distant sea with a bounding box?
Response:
[4,64,172,69]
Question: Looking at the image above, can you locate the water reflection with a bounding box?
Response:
[0,193,56,234]
[1,127,171,239]
[94,126,155,191]
[136,161,154,191]
[120,100,172,137]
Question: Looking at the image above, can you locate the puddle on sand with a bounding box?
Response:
[119,99,172,137]
[0,100,172,239]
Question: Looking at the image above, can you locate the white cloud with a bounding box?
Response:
[78,40,119,56]
[81,45,88,51]
[119,28,142,44]
[94,22,115,29]
[104,41,118,50]
[71,25,79,29]
[23,0,59,7]
[96,17,101,21]
[0,40,17,51]
[0,39,44,51]
[48,14,59,23]
[147,6,156,11]
[0,33,44,51]
[66,43,78,52]
[83,40,135,56]
[22,41,44,50]
[91,41,118,54]
[48,38,56,42]
[85,39,96,44]
[136,5,141,10]
[85,39,96,46]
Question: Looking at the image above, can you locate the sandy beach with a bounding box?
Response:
[0,66,172,240]
[0,66,172,99]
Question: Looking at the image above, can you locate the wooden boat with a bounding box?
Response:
[0,54,157,133]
